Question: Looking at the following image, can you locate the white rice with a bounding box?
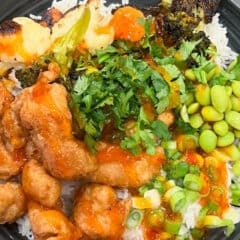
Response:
[16,1,238,239]
[16,215,34,240]
[204,13,238,68]
[122,228,144,240]
[181,202,202,231]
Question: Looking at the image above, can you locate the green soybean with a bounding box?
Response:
[199,130,217,153]
[188,103,200,114]
[195,84,211,106]
[225,111,240,131]
[211,85,229,113]
[226,86,233,97]
[232,161,240,176]
[231,96,240,112]
[201,106,224,122]
[217,132,235,147]
[201,122,212,131]
[189,113,204,129]
[232,81,240,97]
[213,121,229,136]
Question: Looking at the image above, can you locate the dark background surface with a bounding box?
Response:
[0,0,240,239]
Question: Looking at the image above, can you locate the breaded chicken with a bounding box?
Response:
[22,159,61,208]
[28,201,82,240]
[87,142,166,187]
[0,182,26,224]
[0,83,25,180]
[73,184,131,239]
[12,64,97,180]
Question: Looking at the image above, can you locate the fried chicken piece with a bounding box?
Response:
[87,143,165,187]
[0,141,24,180]
[13,64,96,180]
[0,83,25,180]
[28,201,82,240]
[73,184,131,239]
[22,159,61,208]
[0,182,26,224]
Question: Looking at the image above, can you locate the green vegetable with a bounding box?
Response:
[201,106,224,122]
[225,111,240,131]
[228,55,240,80]
[166,161,189,179]
[169,189,186,212]
[195,84,211,106]
[211,85,229,113]
[15,63,44,88]
[189,113,203,129]
[187,103,200,114]
[231,182,240,206]
[199,130,217,153]
[164,218,182,235]
[71,49,170,153]
[175,39,202,61]
[232,162,240,177]
[126,209,144,229]
[183,174,202,192]
[232,81,240,97]
[217,132,234,147]
[213,121,229,136]
[231,95,240,111]
[52,7,91,68]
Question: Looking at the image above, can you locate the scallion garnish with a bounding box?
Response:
[126,209,144,230]
[183,173,202,192]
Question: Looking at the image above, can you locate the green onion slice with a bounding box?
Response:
[126,209,144,230]
[164,218,182,235]
[183,173,202,192]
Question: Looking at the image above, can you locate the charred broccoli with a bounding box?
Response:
[15,64,44,88]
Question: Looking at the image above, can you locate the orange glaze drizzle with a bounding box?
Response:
[199,155,229,216]
[185,151,229,216]
[96,143,165,165]
[0,31,34,63]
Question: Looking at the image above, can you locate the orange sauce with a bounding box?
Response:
[199,155,229,216]
[96,143,165,165]
[0,31,33,63]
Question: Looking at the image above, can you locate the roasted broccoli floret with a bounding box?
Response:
[15,64,44,88]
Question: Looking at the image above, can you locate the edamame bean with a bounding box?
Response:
[221,145,240,161]
[231,96,240,112]
[199,130,217,153]
[211,85,229,113]
[201,122,212,131]
[213,120,229,136]
[201,106,224,122]
[226,86,233,97]
[217,132,234,147]
[195,84,211,106]
[225,111,240,131]
[232,161,240,176]
[189,113,204,129]
[187,103,200,114]
[232,81,240,97]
